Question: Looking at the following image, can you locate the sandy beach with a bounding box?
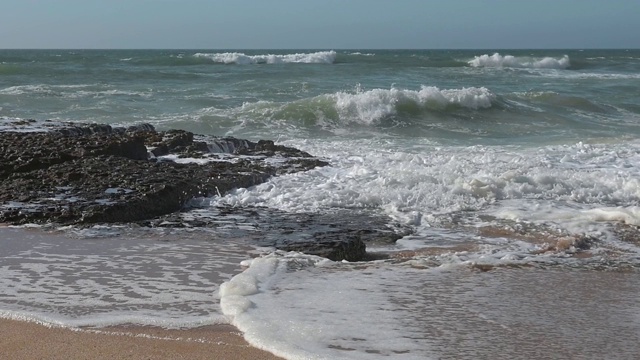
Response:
[0,319,283,360]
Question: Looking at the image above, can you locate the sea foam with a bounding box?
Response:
[193,51,336,64]
[220,253,427,359]
[211,138,640,245]
[0,228,253,329]
[469,53,570,69]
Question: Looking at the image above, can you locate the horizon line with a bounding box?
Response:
[1,47,639,51]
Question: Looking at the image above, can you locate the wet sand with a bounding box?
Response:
[0,319,283,360]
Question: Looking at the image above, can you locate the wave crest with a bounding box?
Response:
[233,86,497,129]
[332,86,496,124]
[469,53,570,69]
[193,51,336,64]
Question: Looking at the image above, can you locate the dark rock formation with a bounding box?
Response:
[0,121,326,225]
[0,119,410,261]
[280,232,367,262]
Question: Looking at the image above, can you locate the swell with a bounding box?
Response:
[193,51,337,65]
[3,50,636,72]
[230,86,497,127]
[0,84,153,99]
[231,87,620,126]
[187,85,640,144]
[468,53,571,69]
[508,91,611,113]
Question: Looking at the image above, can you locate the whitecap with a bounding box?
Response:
[193,51,337,64]
[468,53,570,69]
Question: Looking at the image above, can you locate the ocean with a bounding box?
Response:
[1,49,640,359]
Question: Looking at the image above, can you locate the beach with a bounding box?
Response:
[3,256,640,359]
[0,319,282,360]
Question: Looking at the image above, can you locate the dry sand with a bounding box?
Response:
[0,319,283,360]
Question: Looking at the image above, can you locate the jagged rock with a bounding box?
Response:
[0,119,407,261]
[0,121,325,225]
[0,131,148,178]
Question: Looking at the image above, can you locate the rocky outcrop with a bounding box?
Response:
[0,119,410,261]
[0,120,326,225]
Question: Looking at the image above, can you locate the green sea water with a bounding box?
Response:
[2,49,639,144]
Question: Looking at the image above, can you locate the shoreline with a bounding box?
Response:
[0,318,284,360]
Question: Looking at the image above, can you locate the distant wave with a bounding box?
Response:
[193,51,336,64]
[0,84,152,98]
[469,53,571,69]
[0,84,89,96]
[346,52,375,57]
[533,72,640,80]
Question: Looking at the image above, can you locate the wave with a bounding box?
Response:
[469,53,571,69]
[193,51,336,65]
[223,86,497,130]
[0,84,89,96]
[330,86,495,124]
[512,91,609,113]
[533,71,640,80]
[346,52,375,57]
[0,84,152,99]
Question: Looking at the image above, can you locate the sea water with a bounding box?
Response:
[1,49,640,359]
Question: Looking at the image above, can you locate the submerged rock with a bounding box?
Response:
[144,206,414,262]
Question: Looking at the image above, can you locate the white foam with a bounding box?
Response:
[468,53,570,69]
[193,51,337,65]
[0,228,258,329]
[156,153,234,165]
[488,201,640,243]
[210,138,640,252]
[533,71,640,80]
[0,84,152,99]
[220,252,430,359]
[68,89,153,99]
[347,52,375,56]
[219,246,638,360]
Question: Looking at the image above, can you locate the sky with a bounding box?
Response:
[1,0,638,49]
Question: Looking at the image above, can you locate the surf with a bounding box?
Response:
[193,50,337,64]
[469,53,571,69]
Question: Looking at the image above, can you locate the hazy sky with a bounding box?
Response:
[1,0,638,49]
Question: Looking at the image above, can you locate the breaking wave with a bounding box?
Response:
[469,53,571,69]
[330,86,495,124]
[193,51,336,64]
[231,86,496,128]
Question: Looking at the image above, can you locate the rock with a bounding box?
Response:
[143,207,413,262]
[0,130,148,178]
[0,119,406,262]
[0,121,325,225]
[279,233,367,262]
